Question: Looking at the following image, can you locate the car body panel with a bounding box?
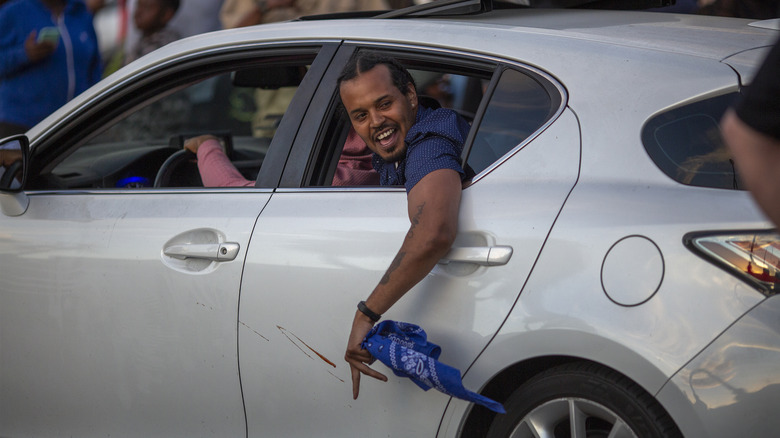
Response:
[0,191,267,436]
[657,294,780,437]
[440,185,769,437]
[237,108,580,436]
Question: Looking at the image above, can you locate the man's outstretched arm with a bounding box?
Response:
[345,168,462,399]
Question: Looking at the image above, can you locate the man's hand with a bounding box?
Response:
[345,310,387,400]
[24,31,57,63]
[344,168,462,399]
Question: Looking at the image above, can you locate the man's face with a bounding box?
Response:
[339,64,418,163]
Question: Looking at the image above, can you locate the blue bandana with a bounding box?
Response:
[362,320,505,413]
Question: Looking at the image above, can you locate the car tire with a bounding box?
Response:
[486,362,682,438]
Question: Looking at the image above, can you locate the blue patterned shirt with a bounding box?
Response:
[372,105,470,192]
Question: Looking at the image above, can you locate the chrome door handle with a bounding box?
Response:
[439,246,513,266]
[163,242,240,261]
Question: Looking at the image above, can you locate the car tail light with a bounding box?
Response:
[685,231,780,296]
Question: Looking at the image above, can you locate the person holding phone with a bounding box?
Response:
[0,0,102,138]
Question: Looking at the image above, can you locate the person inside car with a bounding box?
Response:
[183,127,380,187]
[338,51,471,399]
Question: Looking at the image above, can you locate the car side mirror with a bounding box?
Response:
[0,135,29,193]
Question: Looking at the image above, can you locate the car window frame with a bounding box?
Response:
[26,42,340,191]
[279,42,568,190]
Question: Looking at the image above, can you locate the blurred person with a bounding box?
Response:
[220,0,296,28]
[85,0,104,12]
[124,0,180,65]
[722,38,780,227]
[0,0,102,137]
[648,0,699,13]
[123,0,223,64]
[698,0,780,18]
[220,0,389,29]
[218,0,390,139]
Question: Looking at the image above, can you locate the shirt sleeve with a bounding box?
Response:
[197,140,255,187]
[735,37,780,140]
[402,108,467,192]
[403,135,464,192]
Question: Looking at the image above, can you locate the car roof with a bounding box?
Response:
[442,9,777,60]
[115,8,776,93]
[149,8,777,68]
[30,8,778,140]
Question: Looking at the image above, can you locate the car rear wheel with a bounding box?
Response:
[486,362,682,438]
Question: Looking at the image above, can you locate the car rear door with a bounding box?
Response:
[236,45,581,436]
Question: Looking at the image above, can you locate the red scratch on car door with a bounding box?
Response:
[277,325,337,368]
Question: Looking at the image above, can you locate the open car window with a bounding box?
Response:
[303,48,563,188]
[305,52,492,188]
[34,53,319,190]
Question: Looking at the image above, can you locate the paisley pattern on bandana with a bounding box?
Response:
[362,320,505,413]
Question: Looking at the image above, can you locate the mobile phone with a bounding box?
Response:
[36,27,60,44]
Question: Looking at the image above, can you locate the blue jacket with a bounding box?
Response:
[0,0,102,129]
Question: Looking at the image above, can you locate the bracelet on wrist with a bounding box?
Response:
[357,300,381,322]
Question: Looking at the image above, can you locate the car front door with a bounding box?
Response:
[0,44,336,437]
[236,46,581,436]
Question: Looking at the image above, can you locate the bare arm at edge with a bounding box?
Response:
[722,109,780,228]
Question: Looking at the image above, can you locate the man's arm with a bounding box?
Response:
[722,109,780,228]
[345,168,462,399]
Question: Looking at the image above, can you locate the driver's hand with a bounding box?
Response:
[183,135,219,155]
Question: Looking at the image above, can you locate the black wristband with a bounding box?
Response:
[357,301,381,322]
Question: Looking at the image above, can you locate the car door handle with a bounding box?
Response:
[439,245,513,266]
[163,242,240,261]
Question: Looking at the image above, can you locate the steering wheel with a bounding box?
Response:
[154,149,202,188]
[0,160,23,190]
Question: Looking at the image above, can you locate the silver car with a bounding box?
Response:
[1,1,779,436]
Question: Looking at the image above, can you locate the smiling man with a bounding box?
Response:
[338,51,471,399]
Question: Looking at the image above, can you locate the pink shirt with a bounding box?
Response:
[196,129,379,187]
[196,141,255,187]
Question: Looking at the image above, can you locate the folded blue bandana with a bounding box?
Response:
[362,320,505,413]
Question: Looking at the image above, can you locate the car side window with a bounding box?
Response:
[307,60,490,188]
[40,58,314,190]
[641,93,741,190]
[307,53,561,188]
[464,67,557,177]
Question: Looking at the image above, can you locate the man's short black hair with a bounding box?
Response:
[337,51,416,96]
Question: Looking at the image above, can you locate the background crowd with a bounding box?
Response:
[0,0,777,137]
